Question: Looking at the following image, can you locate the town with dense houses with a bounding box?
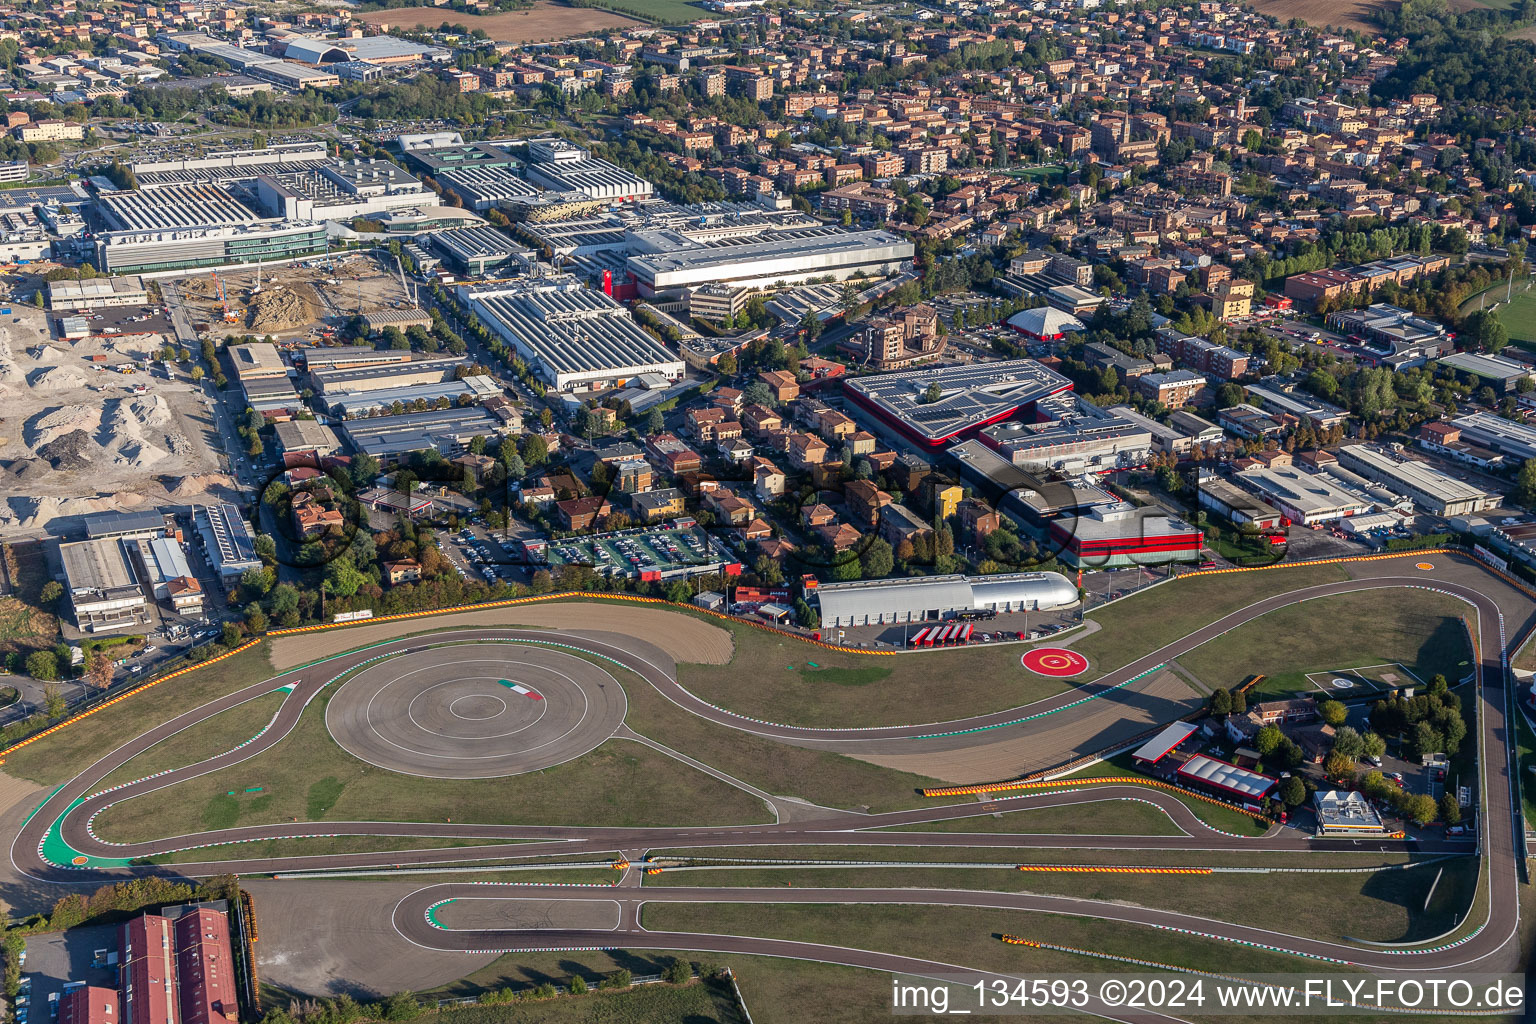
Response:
[0,0,1532,1020]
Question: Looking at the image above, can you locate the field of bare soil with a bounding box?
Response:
[358,2,645,42]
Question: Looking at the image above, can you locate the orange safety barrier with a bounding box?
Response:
[612,859,629,870]
[1014,865,1212,875]
[644,867,664,875]
[1000,934,1032,946]
[1178,548,1456,578]
[0,638,264,763]
[265,591,900,656]
[920,775,1275,826]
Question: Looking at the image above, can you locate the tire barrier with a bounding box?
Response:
[1015,865,1213,875]
[919,776,1275,829]
[0,639,263,762]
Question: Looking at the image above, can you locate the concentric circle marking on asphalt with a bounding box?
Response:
[1021,647,1090,677]
[325,647,627,779]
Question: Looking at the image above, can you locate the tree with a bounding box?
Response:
[716,352,737,375]
[1362,732,1387,761]
[42,683,65,719]
[1318,700,1348,727]
[380,993,419,1021]
[662,959,691,985]
[1254,724,1282,757]
[646,407,665,435]
[1405,792,1438,826]
[39,580,62,605]
[1323,749,1355,779]
[84,652,113,690]
[601,970,632,990]
[1228,687,1246,714]
[922,382,943,404]
[1280,775,1305,807]
[1516,459,1536,508]
[568,976,588,995]
[860,537,894,579]
[1438,792,1461,826]
[1332,726,1364,760]
[25,650,57,681]
[1209,688,1231,716]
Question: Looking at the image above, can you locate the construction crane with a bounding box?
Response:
[392,252,415,308]
[211,271,238,324]
[251,259,263,296]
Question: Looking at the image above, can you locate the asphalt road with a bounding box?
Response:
[4,553,1524,1003]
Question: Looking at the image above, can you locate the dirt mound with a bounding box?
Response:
[28,366,87,390]
[167,473,237,498]
[247,286,317,333]
[5,460,48,483]
[29,405,99,446]
[37,428,105,470]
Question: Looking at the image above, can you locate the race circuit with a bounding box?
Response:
[7,551,1530,1021]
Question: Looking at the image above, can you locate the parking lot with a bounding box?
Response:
[17,923,119,1024]
[542,524,733,580]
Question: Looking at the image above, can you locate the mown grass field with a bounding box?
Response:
[1497,287,1536,346]
[1,641,278,785]
[675,619,1074,729]
[89,677,773,841]
[873,798,1182,836]
[1072,563,1351,674]
[98,691,286,790]
[1176,591,1471,698]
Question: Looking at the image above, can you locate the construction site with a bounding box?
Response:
[174,251,417,341]
[0,299,236,537]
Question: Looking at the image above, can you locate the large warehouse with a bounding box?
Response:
[60,538,148,633]
[626,226,912,296]
[93,183,327,272]
[341,405,511,461]
[523,139,653,203]
[1233,463,1373,525]
[815,571,1078,627]
[1176,754,1276,808]
[310,356,467,395]
[845,358,1074,447]
[465,278,685,392]
[1336,444,1502,516]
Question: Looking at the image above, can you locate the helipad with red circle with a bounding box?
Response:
[1021,647,1090,677]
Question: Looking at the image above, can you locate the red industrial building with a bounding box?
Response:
[120,908,237,1024]
[59,987,120,1024]
[1046,503,1203,568]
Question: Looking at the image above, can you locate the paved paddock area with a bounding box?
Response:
[324,646,627,779]
[840,668,1202,783]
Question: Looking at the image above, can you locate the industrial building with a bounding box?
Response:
[135,536,203,616]
[1449,412,1536,463]
[1106,406,1199,457]
[1336,444,1502,516]
[59,987,119,1024]
[47,275,148,311]
[130,142,328,187]
[120,906,237,1024]
[1327,304,1453,369]
[436,165,543,211]
[228,342,289,382]
[253,160,429,223]
[340,405,511,461]
[979,412,1152,474]
[1176,754,1276,807]
[815,571,1078,627]
[81,510,171,541]
[194,503,261,586]
[161,32,341,90]
[325,374,502,418]
[626,226,912,296]
[1232,463,1372,525]
[59,538,147,632]
[1196,473,1285,530]
[522,139,653,203]
[465,278,685,392]
[310,356,466,395]
[1132,721,1199,767]
[845,358,1074,447]
[297,346,411,373]
[242,376,302,415]
[282,34,448,66]
[432,226,535,276]
[1437,351,1536,395]
[273,419,344,458]
[1046,502,1203,568]
[1243,383,1350,431]
[1313,789,1389,837]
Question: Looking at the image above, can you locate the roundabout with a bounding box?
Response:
[323,645,627,779]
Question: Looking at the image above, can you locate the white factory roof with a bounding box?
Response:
[1235,463,1372,518]
[1438,350,1535,382]
[1451,412,1536,460]
[1176,754,1275,800]
[846,358,1073,443]
[1006,305,1084,337]
[1337,445,1495,506]
[1132,721,1198,764]
[817,571,1078,625]
[97,182,261,231]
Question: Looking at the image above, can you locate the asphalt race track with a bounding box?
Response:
[7,553,1529,1021]
[324,646,627,779]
